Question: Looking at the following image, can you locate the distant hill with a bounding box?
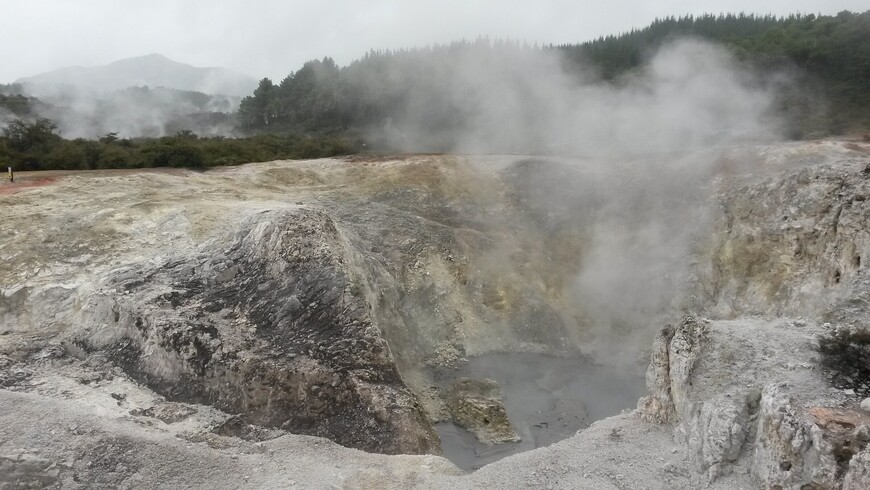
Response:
[16,54,257,96]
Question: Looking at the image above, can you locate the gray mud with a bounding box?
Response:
[433,352,645,470]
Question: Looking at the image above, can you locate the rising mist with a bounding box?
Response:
[382,39,785,360]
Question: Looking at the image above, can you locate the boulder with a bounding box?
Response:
[445,377,520,445]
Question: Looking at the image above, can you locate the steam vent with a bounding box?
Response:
[0,139,868,488]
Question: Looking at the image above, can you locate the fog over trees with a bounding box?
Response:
[1,10,868,170]
[240,11,870,141]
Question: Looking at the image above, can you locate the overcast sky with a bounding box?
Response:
[2,0,867,83]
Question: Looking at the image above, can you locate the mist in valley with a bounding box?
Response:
[23,85,241,139]
[1,53,256,139]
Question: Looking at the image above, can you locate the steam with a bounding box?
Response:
[20,84,241,139]
[379,39,782,361]
[564,42,781,360]
[566,41,779,360]
[378,39,780,155]
[570,149,719,361]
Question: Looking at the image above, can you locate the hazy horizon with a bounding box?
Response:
[2,1,867,83]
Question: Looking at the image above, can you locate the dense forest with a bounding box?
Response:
[1,10,868,171]
[240,11,870,140]
[567,11,870,137]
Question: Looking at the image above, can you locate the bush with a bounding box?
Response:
[818,326,870,396]
[97,145,133,168]
[147,144,207,168]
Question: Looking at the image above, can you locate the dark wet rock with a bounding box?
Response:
[445,377,519,444]
[0,364,32,388]
[213,414,284,442]
[76,208,439,455]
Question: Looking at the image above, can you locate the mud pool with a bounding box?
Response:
[433,352,646,470]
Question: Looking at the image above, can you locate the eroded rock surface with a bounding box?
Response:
[72,208,438,454]
[639,315,870,487]
[845,447,870,490]
[444,377,519,444]
[698,145,870,320]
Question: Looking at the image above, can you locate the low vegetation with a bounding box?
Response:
[0,118,359,171]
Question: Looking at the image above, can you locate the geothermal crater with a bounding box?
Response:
[2,140,870,488]
[432,352,645,470]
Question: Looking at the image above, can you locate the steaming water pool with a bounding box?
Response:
[432,352,645,471]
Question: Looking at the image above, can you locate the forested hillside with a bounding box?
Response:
[240,11,870,140]
[566,11,870,136]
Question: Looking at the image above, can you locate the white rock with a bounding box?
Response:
[860,398,870,412]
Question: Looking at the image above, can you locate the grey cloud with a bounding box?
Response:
[1,0,868,83]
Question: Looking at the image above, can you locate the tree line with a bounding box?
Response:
[563,11,870,137]
[240,11,870,139]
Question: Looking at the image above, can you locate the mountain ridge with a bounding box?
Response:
[16,53,257,96]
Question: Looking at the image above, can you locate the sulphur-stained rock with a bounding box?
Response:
[1,144,869,487]
[445,377,520,445]
[701,156,870,321]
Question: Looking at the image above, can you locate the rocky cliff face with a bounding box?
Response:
[636,142,870,488]
[0,155,599,457]
[639,315,870,488]
[640,290,870,487]
[697,144,870,321]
